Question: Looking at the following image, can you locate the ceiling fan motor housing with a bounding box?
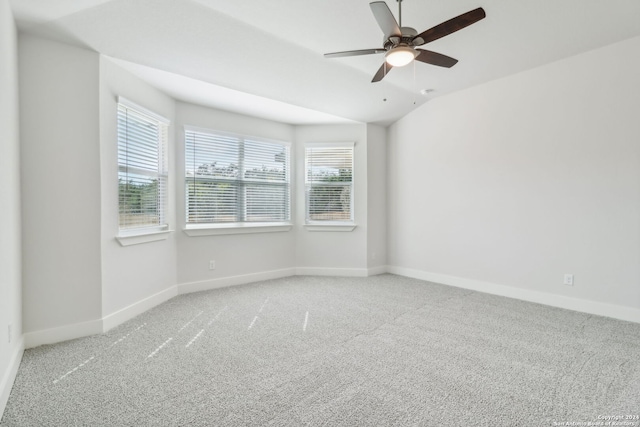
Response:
[384,27,423,50]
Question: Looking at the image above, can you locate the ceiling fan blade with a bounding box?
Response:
[324,49,386,58]
[415,49,458,68]
[370,1,402,38]
[372,62,393,83]
[413,7,486,46]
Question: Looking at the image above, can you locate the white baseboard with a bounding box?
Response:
[24,319,103,349]
[367,265,388,276]
[0,338,24,420]
[178,268,296,295]
[24,285,180,348]
[35,264,637,352]
[102,285,178,333]
[295,267,371,277]
[388,266,640,324]
[21,266,385,350]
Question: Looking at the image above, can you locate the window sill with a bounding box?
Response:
[183,222,293,236]
[116,229,173,246]
[304,223,357,232]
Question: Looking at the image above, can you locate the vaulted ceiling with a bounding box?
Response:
[11,0,640,125]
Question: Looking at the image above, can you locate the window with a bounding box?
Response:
[185,128,291,226]
[305,142,354,223]
[117,99,169,233]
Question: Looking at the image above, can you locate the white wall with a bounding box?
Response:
[294,124,369,273]
[19,35,103,337]
[0,0,23,415]
[175,102,297,287]
[99,57,177,320]
[388,35,640,320]
[366,123,387,270]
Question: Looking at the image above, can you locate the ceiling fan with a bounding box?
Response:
[324,1,486,82]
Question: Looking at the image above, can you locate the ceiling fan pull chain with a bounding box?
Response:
[413,60,417,104]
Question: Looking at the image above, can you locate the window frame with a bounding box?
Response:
[116,97,171,243]
[183,126,292,236]
[304,141,356,232]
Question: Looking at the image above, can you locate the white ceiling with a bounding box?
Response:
[11,0,640,125]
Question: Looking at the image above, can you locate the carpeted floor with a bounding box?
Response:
[2,274,639,426]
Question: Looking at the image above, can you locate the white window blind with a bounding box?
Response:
[185,128,290,224]
[117,100,169,232]
[305,143,354,222]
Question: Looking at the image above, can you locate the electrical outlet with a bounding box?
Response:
[209,260,216,270]
[563,274,574,286]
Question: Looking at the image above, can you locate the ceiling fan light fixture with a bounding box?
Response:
[385,46,417,67]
